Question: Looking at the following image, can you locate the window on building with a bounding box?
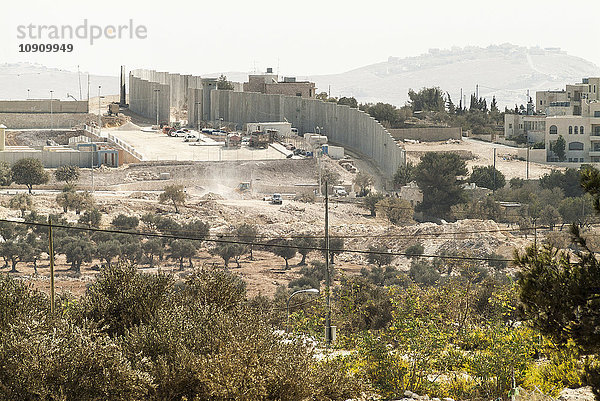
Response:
[595,111,600,117]
[509,123,512,129]
[550,125,558,134]
[568,141,584,150]
[540,100,543,105]
[569,158,573,162]
[296,92,302,97]
[581,126,584,135]
[580,158,584,162]
[569,126,573,134]
[575,126,579,134]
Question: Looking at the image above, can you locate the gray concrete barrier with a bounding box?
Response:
[128,69,405,179]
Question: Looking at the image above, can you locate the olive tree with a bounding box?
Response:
[159,185,187,213]
[0,161,13,187]
[11,158,49,194]
[54,165,80,185]
[271,240,297,269]
[8,193,32,218]
[210,242,245,268]
[169,239,196,270]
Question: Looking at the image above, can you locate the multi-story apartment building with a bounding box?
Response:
[505,77,600,163]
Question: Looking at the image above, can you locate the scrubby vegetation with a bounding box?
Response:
[2,158,600,400]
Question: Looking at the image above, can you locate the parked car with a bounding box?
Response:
[172,129,188,137]
[184,133,198,142]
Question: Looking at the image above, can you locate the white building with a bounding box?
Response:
[505,77,600,163]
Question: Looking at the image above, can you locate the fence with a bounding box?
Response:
[83,125,144,161]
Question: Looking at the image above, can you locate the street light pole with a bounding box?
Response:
[49,90,54,131]
[287,288,319,332]
[95,86,104,193]
[195,101,201,130]
[153,89,160,126]
[315,126,322,196]
[97,86,102,130]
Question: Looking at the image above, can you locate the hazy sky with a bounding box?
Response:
[2,0,599,77]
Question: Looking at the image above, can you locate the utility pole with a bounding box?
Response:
[324,181,332,346]
[77,65,82,100]
[95,86,103,193]
[154,89,161,126]
[493,148,497,194]
[97,86,102,129]
[48,217,55,315]
[317,149,322,196]
[49,90,54,131]
[526,146,530,180]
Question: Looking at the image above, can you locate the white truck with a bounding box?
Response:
[271,193,283,204]
[332,186,348,197]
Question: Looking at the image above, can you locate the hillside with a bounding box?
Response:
[0,63,119,101]
[305,44,600,108]
[4,44,600,108]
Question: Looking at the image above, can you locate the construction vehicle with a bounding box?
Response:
[249,130,275,148]
[237,182,251,192]
[107,103,120,116]
[271,193,282,204]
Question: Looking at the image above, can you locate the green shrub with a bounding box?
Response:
[0,319,152,400]
[78,263,173,336]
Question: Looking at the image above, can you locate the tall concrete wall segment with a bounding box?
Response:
[0,100,88,113]
[210,90,405,177]
[0,113,92,129]
[129,68,405,178]
[129,71,170,124]
[129,69,205,124]
[0,150,93,168]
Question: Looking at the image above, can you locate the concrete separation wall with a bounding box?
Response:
[388,127,462,142]
[129,69,205,124]
[129,69,405,179]
[210,90,405,178]
[0,113,93,129]
[0,100,89,113]
[0,150,93,168]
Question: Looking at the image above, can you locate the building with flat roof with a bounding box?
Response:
[506,77,600,164]
[243,68,315,98]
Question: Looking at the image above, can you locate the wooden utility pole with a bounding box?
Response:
[325,182,331,346]
[48,217,55,314]
[493,148,497,194]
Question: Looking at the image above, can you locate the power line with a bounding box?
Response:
[0,218,514,263]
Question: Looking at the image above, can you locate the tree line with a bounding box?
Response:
[317,86,504,134]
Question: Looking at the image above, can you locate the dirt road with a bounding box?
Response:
[404,137,560,179]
